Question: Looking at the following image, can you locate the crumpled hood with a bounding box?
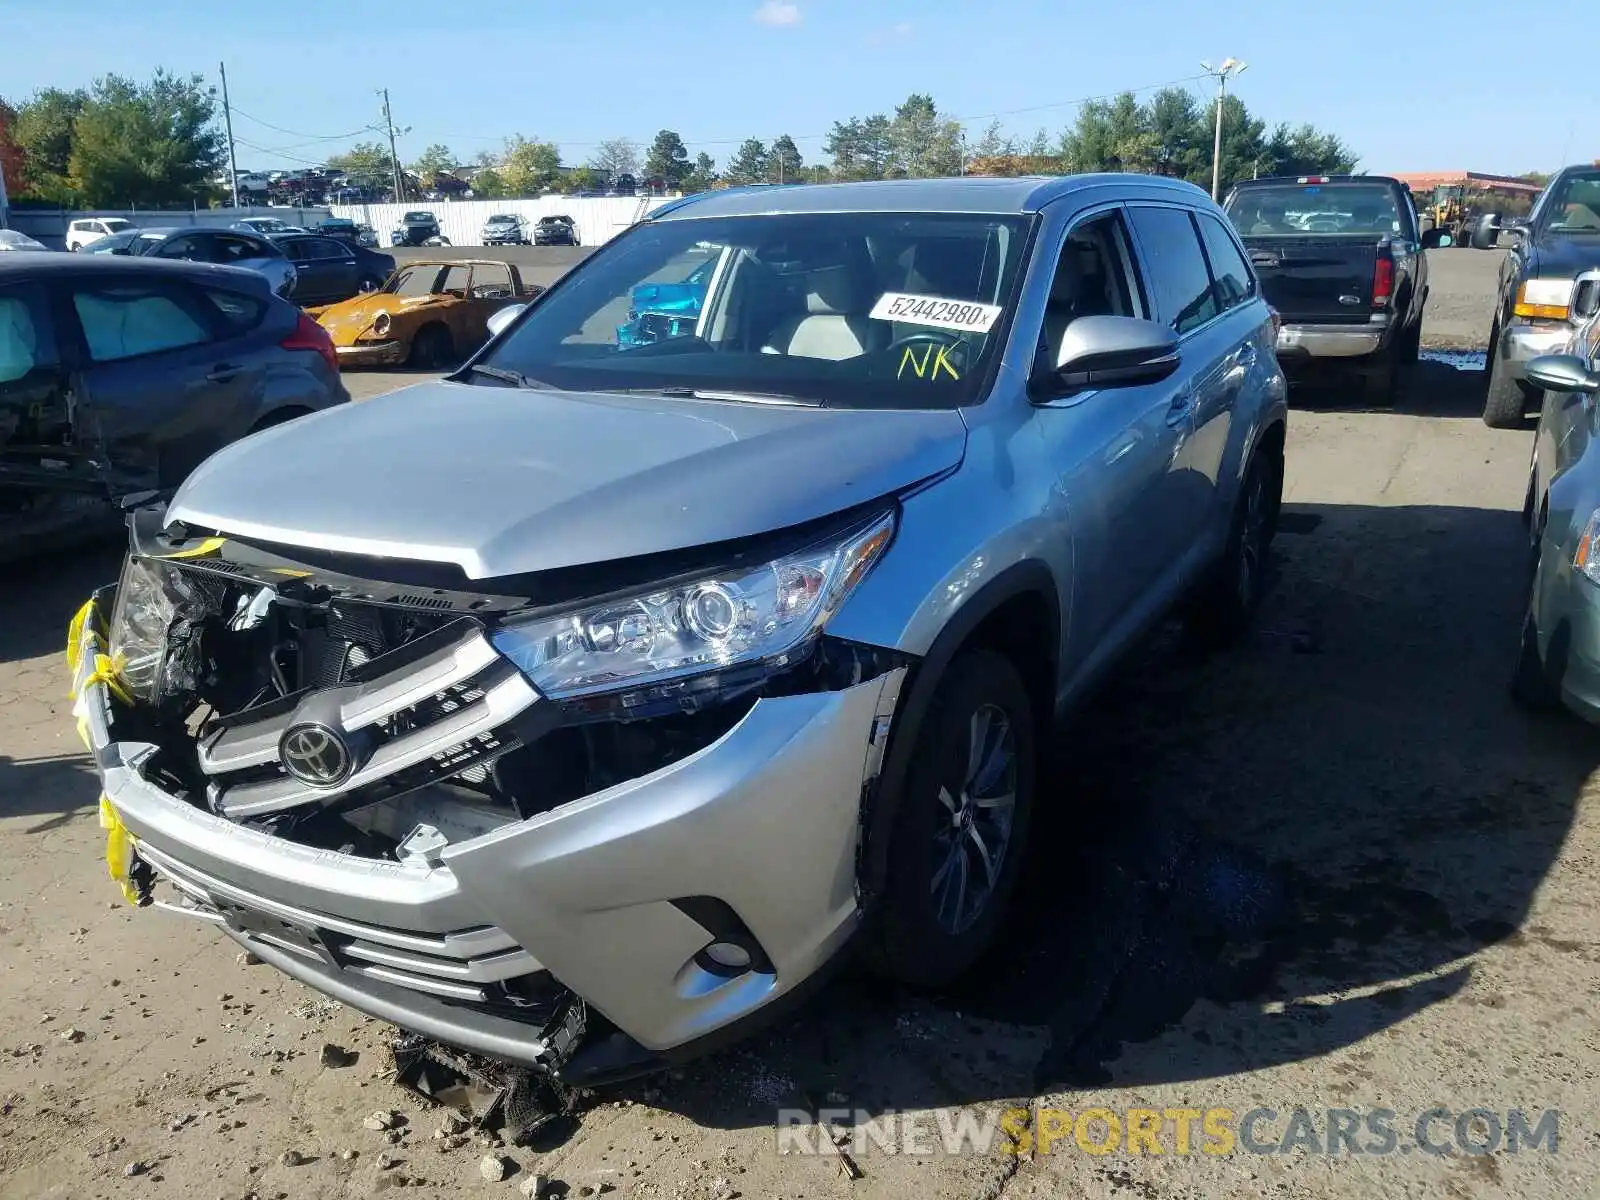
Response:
[167,381,968,579]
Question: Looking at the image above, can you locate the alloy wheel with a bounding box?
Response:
[931,704,1018,935]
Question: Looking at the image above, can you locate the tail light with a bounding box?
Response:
[281,312,338,375]
[1372,252,1395,309]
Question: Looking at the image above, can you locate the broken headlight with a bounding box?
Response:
[491,511,895,703]
[109,556,180,703]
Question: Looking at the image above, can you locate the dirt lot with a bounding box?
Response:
[4,246,1597,1199]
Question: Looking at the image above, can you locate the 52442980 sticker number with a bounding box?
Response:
[869,292,1003,334]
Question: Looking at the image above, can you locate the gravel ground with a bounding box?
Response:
[4,243,1593,1200]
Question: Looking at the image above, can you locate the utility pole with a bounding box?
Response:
[1201,57,1248,201]
[380,89,404,202]
[218,62,240,209]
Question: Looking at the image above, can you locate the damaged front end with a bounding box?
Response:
[74,503,910,1088]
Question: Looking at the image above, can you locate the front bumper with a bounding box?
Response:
[71,594,902,1064]
[334,340,407,367]
[1275,318,1389,360]
[1498,319,1572,384]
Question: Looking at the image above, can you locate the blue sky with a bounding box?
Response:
[6,0,1596,176]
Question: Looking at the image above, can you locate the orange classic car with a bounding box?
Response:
[307,259,545,368]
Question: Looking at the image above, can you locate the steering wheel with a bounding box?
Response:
[884,328,969,376]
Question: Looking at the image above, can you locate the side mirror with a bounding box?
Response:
[1421,228,1445,250]
[1048,315,1180,392]
[486,303,526,339]
[1525,354,1600,395]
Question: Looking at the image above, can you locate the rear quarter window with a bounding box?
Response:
[1128,206,1219,334]
[200,286,269,335]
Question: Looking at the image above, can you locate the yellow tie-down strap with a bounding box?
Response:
[99,795,143,907]
[66,597,132,715]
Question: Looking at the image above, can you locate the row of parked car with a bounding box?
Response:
[28,166,1600,1112]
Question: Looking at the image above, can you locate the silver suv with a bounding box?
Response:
[69,176,1287,1084]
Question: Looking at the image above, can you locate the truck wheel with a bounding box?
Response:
[1187,442,1281,647]
[1398,317,1423,365]
[1483,321,1532,428]
[1361,360,1397,406]
[863,649,1037,989]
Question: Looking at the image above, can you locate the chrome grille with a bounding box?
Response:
[198,621,540,819]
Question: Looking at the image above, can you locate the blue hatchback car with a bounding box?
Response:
[616,253,719,345]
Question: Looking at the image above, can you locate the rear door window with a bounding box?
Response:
[1127,206,1219,335]
[70,282,215,362]
[0,283,60,386]
[1195,213,1257,311]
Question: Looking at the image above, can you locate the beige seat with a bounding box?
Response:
[763,265,877,361]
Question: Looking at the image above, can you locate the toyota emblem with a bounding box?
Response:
[280,722,356,787]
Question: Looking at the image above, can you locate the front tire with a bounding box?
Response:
[1483,319,1533,428]
[1511,513,1562,710]
[864,649,1037,989]
[408,324,453,369]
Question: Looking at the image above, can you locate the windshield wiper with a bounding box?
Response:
[463,363,552,389]
[604,385,820,406]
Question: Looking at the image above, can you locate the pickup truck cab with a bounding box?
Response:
[1482,163,1600,428]
[1225,175,1429,403]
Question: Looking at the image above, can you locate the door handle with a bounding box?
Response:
[1166,390,1195,428]
[206,364,242,383]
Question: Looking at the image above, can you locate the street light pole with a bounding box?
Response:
[1201,57,1247,201]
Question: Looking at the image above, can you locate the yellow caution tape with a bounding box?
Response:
[99,795,142,907]
[156,536,227,560]
[77,652,133,708]
[65,597,98,675]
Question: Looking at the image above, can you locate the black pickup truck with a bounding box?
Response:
[1224,175,1431,403]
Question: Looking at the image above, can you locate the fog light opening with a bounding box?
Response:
[699,941,753,974]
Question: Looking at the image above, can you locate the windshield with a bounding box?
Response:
[487,215,516,224]
[1541,170,1600,235]
[1227,182,1401,236]
[477,211,1031,409]
[404,212,434,222]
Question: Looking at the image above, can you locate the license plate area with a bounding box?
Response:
[214,898,341,967]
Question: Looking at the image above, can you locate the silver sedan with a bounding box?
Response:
[1514,268,1600,718]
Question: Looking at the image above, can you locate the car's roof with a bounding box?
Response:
[0,251,271,286]
[649,174,1210,220]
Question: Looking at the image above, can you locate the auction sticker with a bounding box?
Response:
[870,292,1003,334]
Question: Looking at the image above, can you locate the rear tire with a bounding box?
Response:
[1187,441,1281,647]
[408,324,453,369]
[1483,320,1532,428]
[1511,514,1562,711]
[1361,359,1397,407]
[863,649,1037,989]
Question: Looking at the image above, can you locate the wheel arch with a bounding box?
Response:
[859,560,1060,900]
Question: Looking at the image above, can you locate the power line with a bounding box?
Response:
[231,106,374,142]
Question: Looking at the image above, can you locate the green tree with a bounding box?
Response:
[1145,87,1203,178]
[502,135,561,195]
[588,137,640,183]
[724,138,771,185]
[11,87,87,201]
[66,71,224,206]
[645,130,690,186]
[971,120,1014,160]
[326,140,394,187]
[771,134,803,182]
[1259,123,1358,180]
[410,143,456,179]
[472,148,500,169]
[470,167,508,198]
[681,152,718,193]
[559,165,606,194]
[885,94,963,179]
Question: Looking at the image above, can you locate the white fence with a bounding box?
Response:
[8,204,333,250]
[328,196,675,249]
